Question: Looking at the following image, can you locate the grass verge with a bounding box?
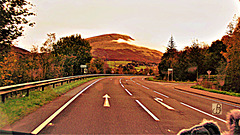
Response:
[191,85,240,97]
[0,76,101,128]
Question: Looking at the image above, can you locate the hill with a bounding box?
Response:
[86,33,163,63]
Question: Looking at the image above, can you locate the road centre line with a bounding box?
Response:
[31,79,102,135]
[135,100,160,121]
[153,91,169,98]
[180,102,227,123]
[174,88,240,109]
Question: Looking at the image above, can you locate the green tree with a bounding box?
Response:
[0,0,35,61]
[52,34,92,75]
[206,40,227,75]
[222,17,240,92]
[158,35,177,80]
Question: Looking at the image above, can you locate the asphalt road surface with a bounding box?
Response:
[36,76,240,134]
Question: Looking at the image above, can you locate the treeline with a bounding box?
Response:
[0,34,92,87]
[158,16,240,93]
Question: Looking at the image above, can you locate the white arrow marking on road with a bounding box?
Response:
[103,94,111,107]
[154,97,175,110]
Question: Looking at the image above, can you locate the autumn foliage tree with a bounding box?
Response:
[87,58,105,74]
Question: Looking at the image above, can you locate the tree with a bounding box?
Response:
[206,40,227,75]
[222,17,240,92]
[0,0,35,61]
[87,58,104,74]
[52,34,92,75]
[167,35,176,51]
[158,35,177,80]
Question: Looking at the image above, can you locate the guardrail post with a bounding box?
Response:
[61,82,63,85]
[53,84,55,88]
[26,89,29,97]
[1,94,5,103]
[42,86,44,91]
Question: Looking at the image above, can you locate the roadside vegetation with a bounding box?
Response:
[191,85,240,97]
[0,77,101,128]
[157,15,240,94]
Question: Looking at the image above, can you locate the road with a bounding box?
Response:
[34,76,239,134]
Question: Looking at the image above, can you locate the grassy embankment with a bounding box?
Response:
[0,77,101,128]
[191,85,240,97]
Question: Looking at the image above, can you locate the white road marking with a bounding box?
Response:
[180,102,227,123]
[130,78,150,90]
[135,100,160,121]
[125,89,133,96]
[174,88,240,109]
[154,97,175,110]
[103,94,111,107]
[31,79,102,135]
[142,85,150,89]
[119,78,132,96]
[153,91,169,98]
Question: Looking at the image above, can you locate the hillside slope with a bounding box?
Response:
[86,33,163,63]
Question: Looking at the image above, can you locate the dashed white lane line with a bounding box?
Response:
[154,97,175,110]
[153,91,169,98]
[142,85,150,89]
[180,102,227,123]
[31,79,102,135]
[135,100,160,121]
[119,78,132,96]
[124,89,133,96]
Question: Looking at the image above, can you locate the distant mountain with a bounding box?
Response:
[86,33,163,63]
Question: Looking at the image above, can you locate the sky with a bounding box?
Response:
[16,0,240,53]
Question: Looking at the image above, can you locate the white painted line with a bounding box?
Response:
[125,89,133,96]
[135,100,160,121]
[155,97,163,101]
[153,91,169,98]
[31,79,102,134]
[119,78,132,96]
[154,98,175,110]
[142,85,150,89]
[180,102,227,123]
[174,88,240,109]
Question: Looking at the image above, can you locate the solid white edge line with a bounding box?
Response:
[135,100,160,121]
[174,88,240,109]
[180,102,227,123]
[31,79,101,135]
[153,91,169,98]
